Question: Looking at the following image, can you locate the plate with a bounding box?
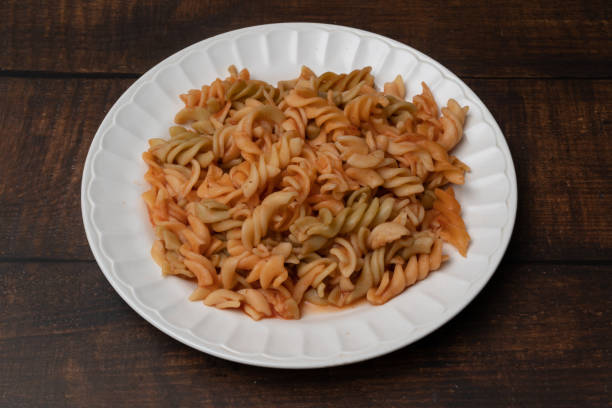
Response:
[81,23,517,368]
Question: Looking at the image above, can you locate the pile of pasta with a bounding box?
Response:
[142,65,470,320]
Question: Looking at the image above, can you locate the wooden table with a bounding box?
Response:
[1,1,610,406]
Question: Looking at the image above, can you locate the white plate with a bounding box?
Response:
[81,23,517,368]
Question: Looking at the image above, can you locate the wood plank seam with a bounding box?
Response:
[1,70,611,80]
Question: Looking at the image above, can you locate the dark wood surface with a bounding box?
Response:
[1,262,610,407]
[2,0,610,78]
[1,1,610,407]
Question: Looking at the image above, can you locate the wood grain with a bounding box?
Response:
[0,77,610,261]
[1,1,611,407]
[1,0,610,78]
[1,261,609,407]
[465,78,612,261]
[0,77,135,261]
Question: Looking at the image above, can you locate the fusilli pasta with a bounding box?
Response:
[142,66,471,320]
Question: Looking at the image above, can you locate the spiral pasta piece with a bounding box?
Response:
[281,106,308,138]
[438,99,469,151]
[377,166,425,197]
[242,191,297,249]
[244,254,287,289]
[261,288,300,320]
[285,81,359,140]
[316,67,374,93]
[290,190,395,243]
[293,257,338,304]
[149,127,215,166]
[433,187,470,256]
[329,237,358,278]
[242,131,304,198]
[226,79,280,104]
[413,82,439,120]
[384,95,416,129]
[383,75,406,99]
[238,289,273,320]
[344,93,388,126]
